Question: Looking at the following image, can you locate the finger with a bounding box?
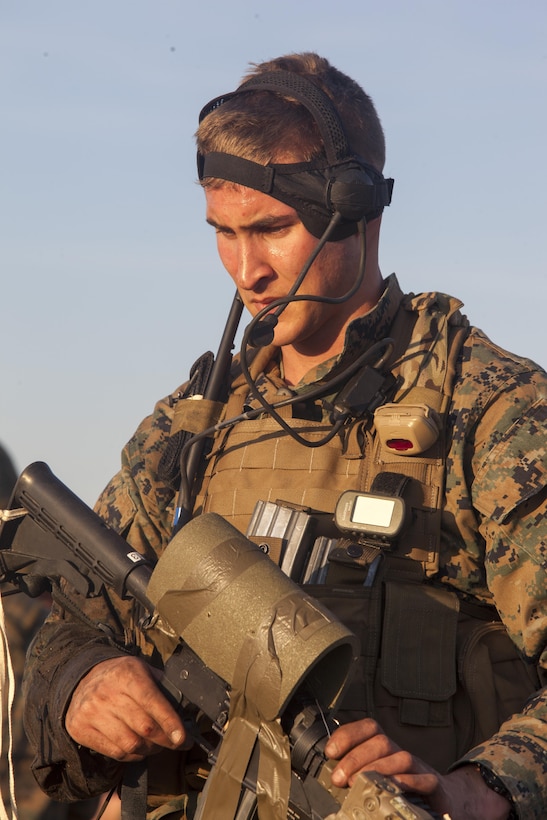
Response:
[71,715,159,762]
[132,668,187,747]
[332,747,439,794]
[344,749,437,791]
[329,734,401,787]
[324,718,384,759]
[66,658,187,754]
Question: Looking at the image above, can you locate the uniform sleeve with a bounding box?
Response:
[451,343,547,817]
[22,391,179,800]
[22,611,128,800]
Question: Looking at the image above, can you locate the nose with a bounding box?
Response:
[232,235,273,292]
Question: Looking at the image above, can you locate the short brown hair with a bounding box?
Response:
[196,52,386,172]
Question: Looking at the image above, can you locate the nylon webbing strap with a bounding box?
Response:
[389,292,468,409]
[363,293,470,575]
[371,471,409,498]
[120,760,148,820]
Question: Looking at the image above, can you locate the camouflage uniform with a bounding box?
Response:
[23,275,547,817]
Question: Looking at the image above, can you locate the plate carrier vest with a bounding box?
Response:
[163,290,539,773]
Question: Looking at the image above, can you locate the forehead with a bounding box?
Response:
[204,183,298,225]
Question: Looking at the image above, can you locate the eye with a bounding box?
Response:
[262,222,292,236]
[214,226,235,238]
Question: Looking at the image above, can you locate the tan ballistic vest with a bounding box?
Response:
[169,291,538,773]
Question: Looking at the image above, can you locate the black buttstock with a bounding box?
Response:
[0,461,153,607]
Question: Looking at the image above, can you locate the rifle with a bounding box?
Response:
[0,462,439,820]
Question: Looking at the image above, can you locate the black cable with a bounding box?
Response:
[238,218,368,446]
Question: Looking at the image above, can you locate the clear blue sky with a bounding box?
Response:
[2,0,546,505]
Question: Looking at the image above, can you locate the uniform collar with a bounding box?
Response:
[238,273,403,410]
[293,272,403,388]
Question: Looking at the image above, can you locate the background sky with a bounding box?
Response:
[2,0,546,506]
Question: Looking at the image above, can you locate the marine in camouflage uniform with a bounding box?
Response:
[23,54,547,820]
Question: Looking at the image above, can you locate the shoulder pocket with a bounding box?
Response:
[95,484,138,537]
[474,401,547,523]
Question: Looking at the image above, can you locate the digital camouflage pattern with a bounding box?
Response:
[23,275,547,818]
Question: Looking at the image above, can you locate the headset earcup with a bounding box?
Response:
[327,167,379,221]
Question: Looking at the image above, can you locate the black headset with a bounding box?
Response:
[197,70,394,240]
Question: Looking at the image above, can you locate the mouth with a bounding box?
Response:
[251,297,279,315]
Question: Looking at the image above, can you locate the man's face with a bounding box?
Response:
[205,184,363,357]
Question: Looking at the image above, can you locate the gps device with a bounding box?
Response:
[334,490,407,541]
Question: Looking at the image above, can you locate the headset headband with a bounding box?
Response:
[197,71,394,240]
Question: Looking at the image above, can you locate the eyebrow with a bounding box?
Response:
[206,213,299,232]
